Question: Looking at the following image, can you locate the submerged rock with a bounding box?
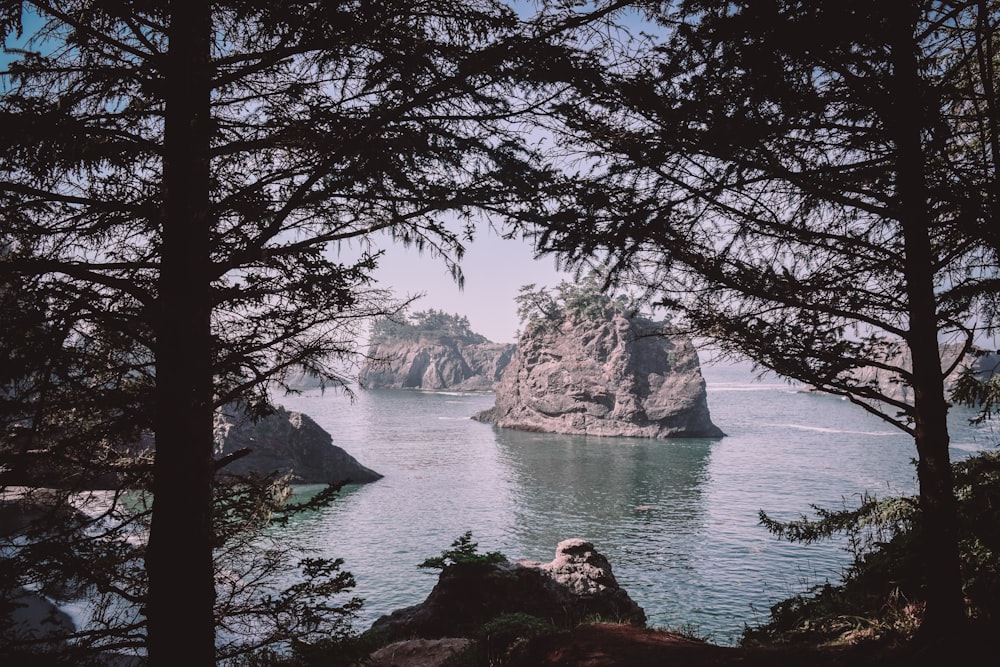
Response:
[367,539,645,642]
[474,311,723,438]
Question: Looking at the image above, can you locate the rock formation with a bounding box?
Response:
[366,638,474,667]
[214,404,381,485]
[810,340,1000,404]
[362,310,514,391]
[0,404,380,489]
[367,539,645,642]
[474,311,723,438]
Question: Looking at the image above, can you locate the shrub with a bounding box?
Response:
[744,450,1000,646]
[419,531,508,570]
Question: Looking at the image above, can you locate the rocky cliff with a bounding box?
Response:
[361,310,515,391]
[474,312,723,438]
[811,340,1000,404]
[214,404,382,485]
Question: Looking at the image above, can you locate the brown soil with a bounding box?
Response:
[509,623,971,667]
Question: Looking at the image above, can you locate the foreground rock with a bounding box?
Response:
[214,404,381,484]
[368,539,645,642]
[474,311,723,438]
[365,638,474,667]
[1,587,75,653]
[361,310,515,390]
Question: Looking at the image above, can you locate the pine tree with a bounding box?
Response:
[538,0,1000,639]
[1,1,583,662]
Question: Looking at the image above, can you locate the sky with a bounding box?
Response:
[369,226,572,344]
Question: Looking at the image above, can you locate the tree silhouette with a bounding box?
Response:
[537,0,1000,639]
[1,1,591,662]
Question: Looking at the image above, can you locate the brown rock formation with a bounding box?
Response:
[361,311,514,391]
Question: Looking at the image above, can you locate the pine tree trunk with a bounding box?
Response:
[145,3,216,664]
[888,5,965,639]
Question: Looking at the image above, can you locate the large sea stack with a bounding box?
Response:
[361,309,515,391]
[474,282,723,438]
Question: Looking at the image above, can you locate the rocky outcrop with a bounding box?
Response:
[474,313,723,438]
[811,341,1000,404]
[214,404,381,485]
[362,338,515,391]
[1,587,75,654]
[1,405,379,489]
[367,539,645,642]
[365,638,474,667]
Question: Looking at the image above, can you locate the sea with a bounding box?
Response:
[272,360,998,646]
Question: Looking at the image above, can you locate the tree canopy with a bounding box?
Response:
[514,270,646,329]
[0,1,596,662]
[370,308,487,344]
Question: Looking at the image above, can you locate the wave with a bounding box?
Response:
[767,423,899,436]
[707,384,800,393]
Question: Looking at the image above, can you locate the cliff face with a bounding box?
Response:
[474,313,723,438]
[362,336,515,391]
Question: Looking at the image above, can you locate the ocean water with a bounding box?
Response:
[273,361,998,645]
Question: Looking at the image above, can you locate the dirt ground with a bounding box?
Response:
[509,623,980,667]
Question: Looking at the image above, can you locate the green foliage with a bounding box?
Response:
[212,476,363,660]
[951,362,1000,425]
[477,612,552,665]
[371,309,487,344]
[746,450,1000,646]
[514,271,646,330]
[434,613,554,667]
[225,629,385,667]
[419,531,508,570]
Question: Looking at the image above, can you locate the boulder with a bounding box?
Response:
[474,313,723,438]
[1,405,380,489]
[365,638,474,667]
[367,539,645,642]
[214,404,381,485]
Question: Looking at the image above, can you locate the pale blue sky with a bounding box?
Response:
[370,227,570,344]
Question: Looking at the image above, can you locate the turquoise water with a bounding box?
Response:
[274,362,997,645]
